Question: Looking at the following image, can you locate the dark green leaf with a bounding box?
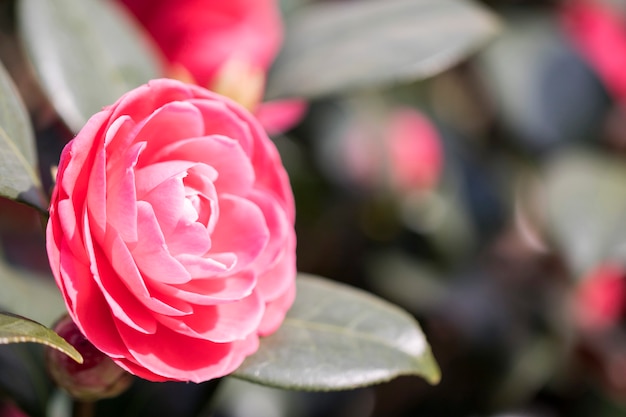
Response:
[234,273,440,390]
[18,0,162,133]
[0,61,46,210]
[0,313,82,363]
[266,0,500,99]
[544,150,626,276]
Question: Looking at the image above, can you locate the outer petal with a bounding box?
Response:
[255,230,297,303]
[257,280,296,336]
[116,323,256,383]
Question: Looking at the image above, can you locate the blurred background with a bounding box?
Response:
[5,0,626,416]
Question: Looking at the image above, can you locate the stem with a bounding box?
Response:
[72,401,95,417]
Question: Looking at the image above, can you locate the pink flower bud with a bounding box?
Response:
[45,315,132,401]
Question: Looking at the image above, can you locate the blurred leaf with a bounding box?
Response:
[0,258,66,327]
[475,13,608,153]
[0,344,52,417]
[47,390,73,417]
[234,273,440,390]
[211,378,292,417]
[0,61,46,210]
[544,150,626,277]
[0,313,82,363]
[18,0,162,133]
[279,0,312,14]
[490,337,562,409]
[266,0,500,99]
[365,250,449,314]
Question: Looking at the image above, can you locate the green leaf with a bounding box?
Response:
[266,0,500,99]
[544,150,626,277]
[234,273,440,390]
[0,313,82,364]
[18,0,162,133]
[0,61,46,210]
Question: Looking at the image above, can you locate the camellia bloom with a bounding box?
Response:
[118,0,306,134]
[46,78,296,383]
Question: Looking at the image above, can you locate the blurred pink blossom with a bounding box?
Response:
[339,107,443,195]
[384,109,443,193]
[573,263,626,331]
[560,0,626,103]
[119,0,306,133]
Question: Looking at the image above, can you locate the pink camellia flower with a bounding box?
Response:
[118,0,306,134]
[560,0,626,103]
[46,78,296,383]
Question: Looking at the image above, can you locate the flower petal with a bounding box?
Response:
[117,323,252,383]
[258,280,296,336]
[106,142,145,242]
[208,195,269,271]
[132,202,191,284]
[108,231,194,316]
[151,269,256,304]
[133,101,206,165]
[153,135,255,197]
[157,290,264,342]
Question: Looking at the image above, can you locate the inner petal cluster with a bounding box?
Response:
[93,101,270,349]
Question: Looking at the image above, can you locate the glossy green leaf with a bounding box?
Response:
[0,313,82,363]
[18,0,162,133]
[234,274,440,390]
[266,0,500,99]
[0,61,46,210]
[544,150,626,277]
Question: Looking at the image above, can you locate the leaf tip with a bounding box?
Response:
[421,351,442,385]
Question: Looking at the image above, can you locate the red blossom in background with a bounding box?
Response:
[573,263,626,331]
[560,0,626,103]
[118,0,306,134]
